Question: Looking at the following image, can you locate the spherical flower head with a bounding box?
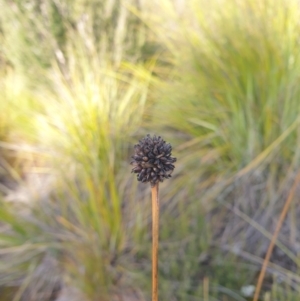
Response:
[131,134,176,187]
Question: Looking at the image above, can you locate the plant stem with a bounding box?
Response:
[253,172,300,301]
[151,183,159,301]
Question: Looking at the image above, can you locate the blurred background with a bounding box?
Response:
[1,0,300,300]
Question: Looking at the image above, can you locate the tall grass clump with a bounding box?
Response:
[152,0,300,212]
[0,41,153,300]
[0,0,155,299]
[155,0,300,176]
[148,0,300,297]
[0,62,153,300]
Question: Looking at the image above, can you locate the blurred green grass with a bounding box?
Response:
[1,0,300,300]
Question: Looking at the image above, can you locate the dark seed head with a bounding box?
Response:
[130,134,176,187]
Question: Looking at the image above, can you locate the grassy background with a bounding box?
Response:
[1,0,300,300]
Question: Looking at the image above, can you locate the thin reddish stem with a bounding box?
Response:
[151,183,159,301]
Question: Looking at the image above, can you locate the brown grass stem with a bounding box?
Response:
[253,172,300,301]
[151,183,159,301]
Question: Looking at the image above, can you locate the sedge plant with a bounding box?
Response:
[131,134,176,301]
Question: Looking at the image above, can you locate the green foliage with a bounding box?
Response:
[32,54,152,299]
[155,0,300,176]
[0,0,147,87]
[1,0,300,301]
